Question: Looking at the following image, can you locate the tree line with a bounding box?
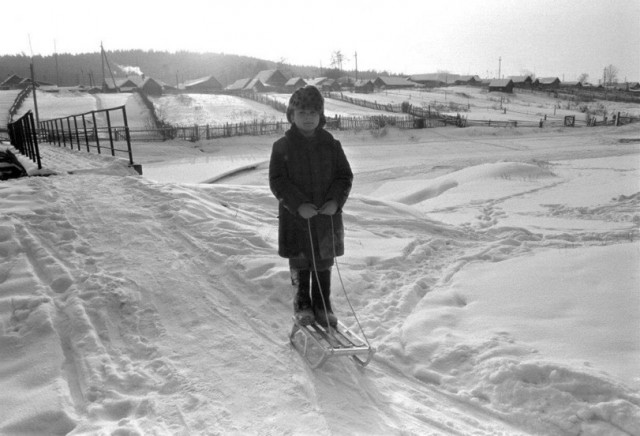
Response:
[0,49,382,88]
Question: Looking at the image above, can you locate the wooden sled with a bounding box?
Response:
[290,317,375,369]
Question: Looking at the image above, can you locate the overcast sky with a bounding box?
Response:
[1,0,638,82]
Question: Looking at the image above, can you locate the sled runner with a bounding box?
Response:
[290,317,375,369]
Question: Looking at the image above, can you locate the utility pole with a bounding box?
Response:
[101,41,106,90]
[28,34,40,125]
[354,51,358,82]
[498,56,502,79]
[30,62,40,125]
[54,39,59,85]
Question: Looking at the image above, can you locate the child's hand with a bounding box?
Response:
[319,200,338,215]
[298,203,318,219]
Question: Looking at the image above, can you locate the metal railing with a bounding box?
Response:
[39,105,141,174]
[8,110,41,169]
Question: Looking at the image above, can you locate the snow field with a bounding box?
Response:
[0,121,639,434]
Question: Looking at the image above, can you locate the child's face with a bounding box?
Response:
[292,108,320,136]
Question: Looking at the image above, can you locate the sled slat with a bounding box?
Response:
[290,317,375,369]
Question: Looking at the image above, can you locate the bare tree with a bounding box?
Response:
[603,64,619,86]
[577,73,589,83]
[330,50,347,73]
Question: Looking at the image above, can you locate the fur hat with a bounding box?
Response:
[286,86,325,125]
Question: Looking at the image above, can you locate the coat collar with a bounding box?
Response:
[286,125,333,144]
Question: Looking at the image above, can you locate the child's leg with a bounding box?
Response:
[293,269,314,325]
[311,268,337,328]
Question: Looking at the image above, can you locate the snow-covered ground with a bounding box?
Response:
[149,94,287,126]
[1,124,639,435]
[337,87,640,124]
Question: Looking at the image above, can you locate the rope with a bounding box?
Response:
[306,217,371,348]
[329,216,372,347]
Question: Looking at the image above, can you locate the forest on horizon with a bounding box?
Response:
[0,49,383,88]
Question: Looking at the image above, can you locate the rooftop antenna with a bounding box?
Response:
[28,34,40,125]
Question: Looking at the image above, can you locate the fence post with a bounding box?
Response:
[61,118,68,148]
[54,119,61,146]
[82,114,90,152]
[105,110,115,156]
[92,111,101,154]
[121,106,134,166]
[67,117,74,149]
[73,116,81,150]
[28,111,42,169]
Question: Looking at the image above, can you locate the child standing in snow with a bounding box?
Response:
[269,86,353,328]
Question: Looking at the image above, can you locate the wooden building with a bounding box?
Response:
[488,79,514,93]
[252,70,288,90]
[453,75,482,86]
[408,73,450,87]
[509,75,533,88]
[0,74,24,90]
[354,79,374,94]
[285,77,307,91]
[535,77,561,89]
[225,78,252,93]
[183,75,223,93]
[373,76,414,89]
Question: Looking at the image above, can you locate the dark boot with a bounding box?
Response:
[311,269,338,328]
[293,270,314,325]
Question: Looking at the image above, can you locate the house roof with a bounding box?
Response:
[184,75,222,89]
[103,78,139,89]
[252,69,287,86]
[489,79,513,87]
[285,77,306,86]
[509,75,532,83]
[1,74,24,87]
[537,77,560,84]
[306,77,328,86]
[454,75,481,82]
[225,78,251,91]
[409,72,467,84]
[244,78,265,90]
[355,79,373,86]
[375,76,414,86]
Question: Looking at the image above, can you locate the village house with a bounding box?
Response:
[373,76,414,90]
[354,79,374,94]
[509,75,533,88]
[407,73,452,87]
[453,75,482,86]
[102,78,139,93]
[251,70,288,91]
[224,78,252,93]
[488,79,514,93]
[0,74,24,90]
[285,77,307,92]
[306,77,340,91]
[535,77,561,89]
[561,81,583,89]
[183,75,223,93]
[243,78,267,93]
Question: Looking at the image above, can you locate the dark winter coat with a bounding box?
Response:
[269,126,353,261]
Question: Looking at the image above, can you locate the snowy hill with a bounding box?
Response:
[1,125,639,435]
